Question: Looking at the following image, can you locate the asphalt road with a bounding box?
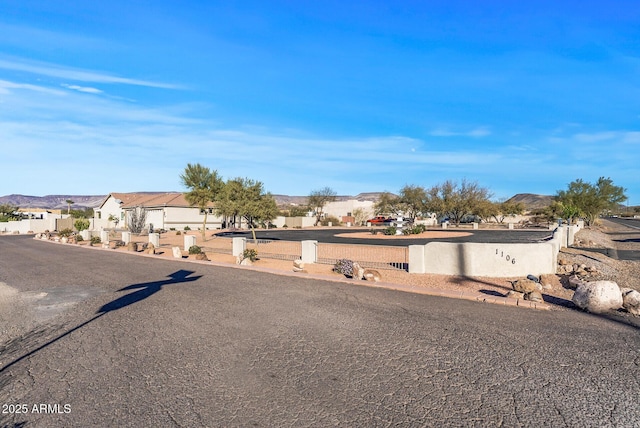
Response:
[215,227,554,245]
[1,235,639,427]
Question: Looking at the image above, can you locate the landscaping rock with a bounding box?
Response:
[540,274,561,290]
[620,288,640,316]
[506,290,525,299]
[363,269,381,282]
[510,279,538,294]
[568,275,585,290]
[572,280,623,314]
[524,291,544,303]
[352,262,364,280]
[292,259,305,272]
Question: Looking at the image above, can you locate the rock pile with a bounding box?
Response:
[557,258,599,277]
[506,278,543,302]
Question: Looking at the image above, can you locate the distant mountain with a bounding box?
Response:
[0,194,107,209]
[272,192,391,206]
[506,193,555,210]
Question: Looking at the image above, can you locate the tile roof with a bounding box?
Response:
[106,192,215,209]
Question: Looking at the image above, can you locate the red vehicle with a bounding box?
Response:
[368,216,392,224]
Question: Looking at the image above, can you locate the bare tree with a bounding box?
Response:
[307,187,337,226]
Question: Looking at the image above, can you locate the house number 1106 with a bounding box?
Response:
[496,249,516,264]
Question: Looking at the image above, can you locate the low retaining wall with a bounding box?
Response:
[409,225,578,277]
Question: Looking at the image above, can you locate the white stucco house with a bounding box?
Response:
[94,192,223,231]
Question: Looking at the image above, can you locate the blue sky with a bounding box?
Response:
[1,1,638,204]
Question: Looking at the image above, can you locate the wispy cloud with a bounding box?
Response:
[61,84,103,94]
[429,126,491,137]
[0,57,181,89]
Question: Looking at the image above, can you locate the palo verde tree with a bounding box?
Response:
[180,163,224,240]
[307,187,337,226]
[216,177,278,241]
[556,177,627,225]
[426,179,492,225]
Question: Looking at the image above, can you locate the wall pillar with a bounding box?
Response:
[301,240,318,263]
[184,234,197,251]
[408,245,426,274]
[232,237,246,257]
[149,233,160,247]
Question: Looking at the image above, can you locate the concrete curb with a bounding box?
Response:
[37,238,551,311]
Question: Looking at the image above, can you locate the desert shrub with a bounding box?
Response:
[412,224,427,234]
[188,245,202,255]
[127,207,147,234]
[90,236,101,245]
[383,226,397,235]
[242,248,258,262]
[321,216,341,226]
[184,226,191,231]
[76,235,84,242]
[58,228,74,238]
[283,224,289,228]
[74,218,90,232]
[402,228,413,235]
[333,258,354,276]
[176,230,182,235]
[370,229,379,235]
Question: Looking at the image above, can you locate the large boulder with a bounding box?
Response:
[511,279,538,294]
[621,288,640,316]
[572,281,623,314]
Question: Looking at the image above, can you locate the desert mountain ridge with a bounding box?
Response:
[1,192,556,210]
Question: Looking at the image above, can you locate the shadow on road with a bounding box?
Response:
[0,270,201,374]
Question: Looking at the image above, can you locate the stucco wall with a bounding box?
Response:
[420,241,556,277]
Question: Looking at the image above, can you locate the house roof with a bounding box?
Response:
[100,192,215,209]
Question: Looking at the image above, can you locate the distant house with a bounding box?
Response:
[94,192,223,231]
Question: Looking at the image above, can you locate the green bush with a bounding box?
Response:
[76,235,84,242]
[90,236,101,245]
[59,228,74,238]
[242,248,258,262]
[74,218,90,232]
[184,226,191,231]
[412,224,426,234]
[383,226,397,235]
[188,245,202,255]
[370,229,379,235]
